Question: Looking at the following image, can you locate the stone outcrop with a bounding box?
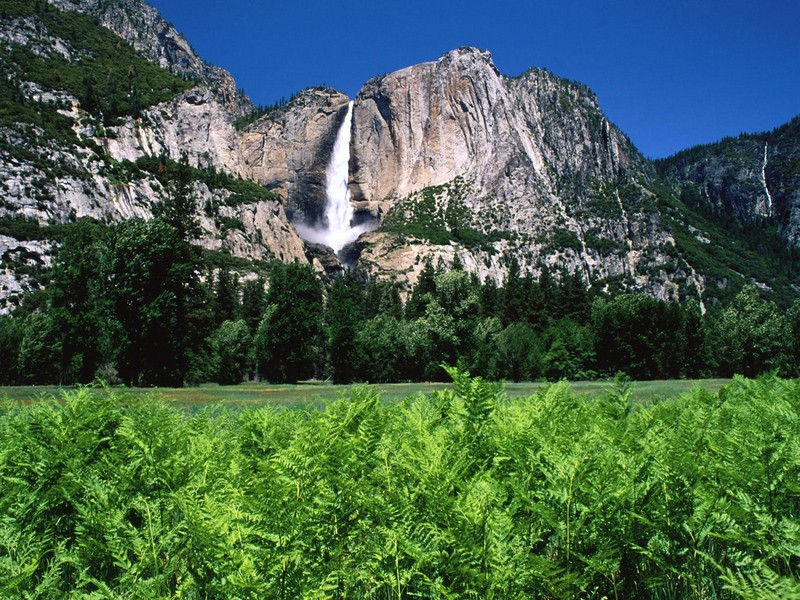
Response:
[106,87,248,176]
[0,5,306,312]
[240,88,351,227]
[45,0,252,115]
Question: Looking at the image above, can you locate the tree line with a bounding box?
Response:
[0,208,797,386]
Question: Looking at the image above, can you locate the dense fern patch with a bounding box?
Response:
[1,372,798,598]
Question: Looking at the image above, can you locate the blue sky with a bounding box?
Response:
[148,0,799,158]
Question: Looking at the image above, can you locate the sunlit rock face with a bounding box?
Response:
[350,47,644,204]
[239,88,352,230]
[345,47,694,298]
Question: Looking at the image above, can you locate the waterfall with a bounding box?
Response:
[295,101,372,255]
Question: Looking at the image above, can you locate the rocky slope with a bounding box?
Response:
[45,0,252,115]
[656,116,800,246]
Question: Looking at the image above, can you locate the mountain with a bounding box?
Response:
[656,116,800,246]
[0,0,307,311]
[1,0,798,313]
[348,48,671,289]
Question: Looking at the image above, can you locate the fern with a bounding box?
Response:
[1,372,799,597]
[723,565,800,599]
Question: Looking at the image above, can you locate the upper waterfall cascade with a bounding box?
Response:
[295,101,372,255]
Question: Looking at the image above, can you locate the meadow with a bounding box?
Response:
[0,378,731,409]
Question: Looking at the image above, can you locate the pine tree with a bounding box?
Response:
[500,256,523,325]
[406,258,437,319]
[213,266,240,326]
[255,262,324,383]
[327,271,365,384]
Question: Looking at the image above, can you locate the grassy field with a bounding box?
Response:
[0,378,732,409]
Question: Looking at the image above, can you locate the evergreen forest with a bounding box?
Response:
[1,202,799,387]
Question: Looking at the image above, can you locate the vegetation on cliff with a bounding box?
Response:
[0,0,193,125]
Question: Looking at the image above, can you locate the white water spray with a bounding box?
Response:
[295,101,373,255]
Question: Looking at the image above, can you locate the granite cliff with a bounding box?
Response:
[657,116,800,247]
[347,48,687,297]
[1,1,798,312]
[240,87,351,227]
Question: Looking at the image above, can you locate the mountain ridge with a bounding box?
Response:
[0,0,798,311]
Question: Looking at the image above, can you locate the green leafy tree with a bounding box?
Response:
[16,311,60,384]
[480,277,500,318]
[714,285,791,376]
[80,73,97,114]
[592,294,683,379]
[208,319,251,385]
[542,318,596,380]
[352,315,407,382]
[500,256,524,325]
[48,219,106,383]
[682,299,712,378]
[416,300,460,380]
[152,153,201,242]
[561,270,591,324]
[434,269,481,360]
[239,276,266,333]
[0,315,22,385]
[496,322,543,381]
[212,265,240,326]
[255,262,324,383]
[469,316,503,380]
[377,281,404,319]
[101,218,203,386]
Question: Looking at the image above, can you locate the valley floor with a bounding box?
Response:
[0,378,731,408]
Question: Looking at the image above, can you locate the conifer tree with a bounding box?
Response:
[406,257,437,319]
[255,262,324,383]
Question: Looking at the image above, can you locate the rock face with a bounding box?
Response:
[240,88,351,227]
[106,87,248,176]
[45,0,252,115]
[657,117,800,246]
[348,48,684,296]
[351,47,644,202]
[2,0,798,310]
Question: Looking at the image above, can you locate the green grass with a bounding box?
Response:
[0,378,731,409]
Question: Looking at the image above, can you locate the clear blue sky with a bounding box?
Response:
[148,0,799,159]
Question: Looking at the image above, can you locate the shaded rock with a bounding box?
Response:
[240,88,351,228]
[304,242,344,278]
